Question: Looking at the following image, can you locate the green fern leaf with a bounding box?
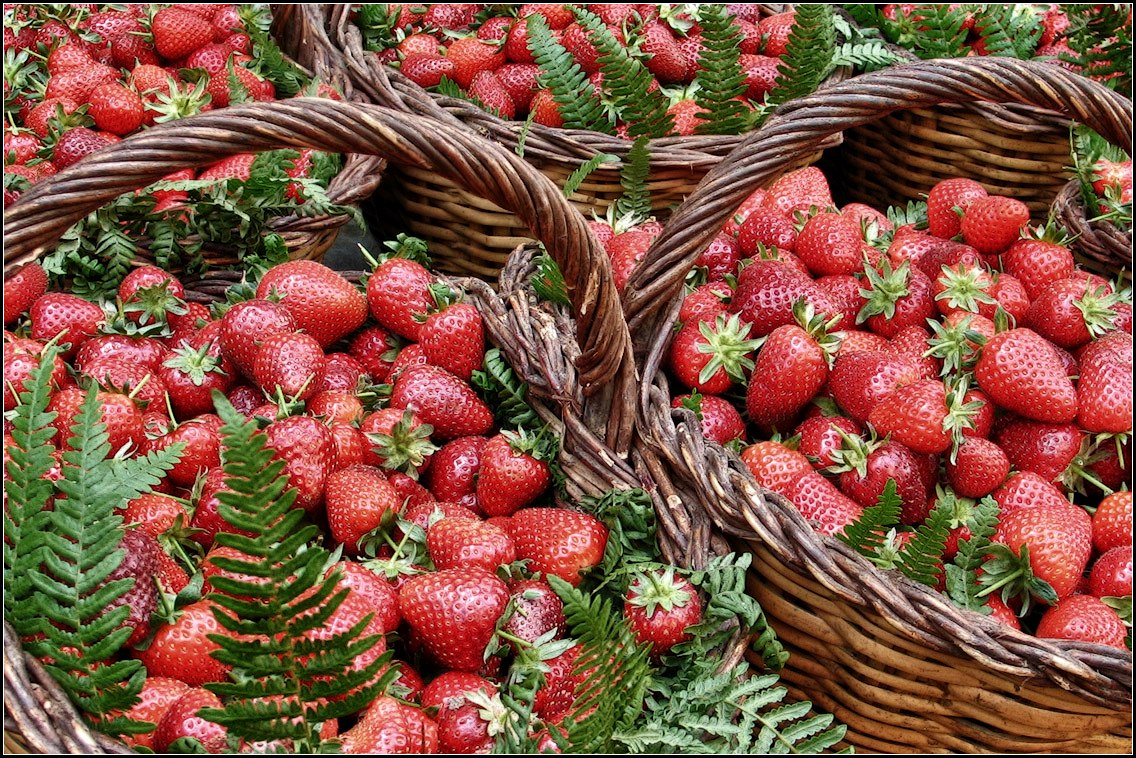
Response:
[692,4,749,136]
[563,152,619,199]
[1058,4,1132,93]
[831,40,907,72]
[571,5,675,139]
[836,479,904,559]
[971,4,1043,59]
[530,249,571,306]
[896,497,952,587]
[527,13,614,134]
[945,495,1001,613]
[471,347,542,433]
[613,135,653,224]
[767,4,837,107]
[890,4,970,59]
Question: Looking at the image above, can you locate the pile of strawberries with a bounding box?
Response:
[3,3,338,207]
[3,242,710,752]
[657,163,1132,648]
[356,3,798,135]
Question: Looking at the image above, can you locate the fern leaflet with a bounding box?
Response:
[613,135,653,224]
[896,497,952,587]
[692,4,749,136]
[944,496,1002,614]
[970,4,1043,60]
[562,152,620,199]
[768,4,837,107]
[530,249,571,307]
[527,13,613,134]
[471,347,543,433]
[836,479,904,560]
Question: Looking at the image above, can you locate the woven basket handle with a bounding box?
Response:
[2,99,635,447]
[622,56,1132,337]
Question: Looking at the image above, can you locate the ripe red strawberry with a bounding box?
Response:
[151,7,216,61]
[264,415,336,512]
[858,260,937,339]
[737,206,798,256]
[87,81,145,136]
[103,528,161,648]
[159,340,234,421]
[738,52,780,101]
[324,464,400,554]
[529,87,564,127]
[390,364,495,441]
[252,331,327,402]
[532,643,586,720]
[994,419,1083,485]
[49,387,145,455]
[428,516,517,572]
[832,436,929,525]
[606,227,658,293]
[739,439,814,497]
[4,262,48,326]
[116,676,191,751]
[135,599,231,686]
[974,328,1078,424]
[476,431,552,517]
[1001,235,1075,301]
[1090,544,1133,599]
[794,211,863,277]
[418,300,485,382]
[990,470,1069,520]
[398,566,509,672]
[672,392,746,446]
[426,435,488,510]
[746,304,836,429]
[446,37,506,90]
[79,355,169,413]
[1093,490,1132,554]
[435,688,505,754]
[641,22,688,83]
[730,257,837,338]
[1034,594,1127,650]
[495,62,541,111]
[624,567,702,656]
[828,349,921,424]
[152,687,228,753]
[360,406,436,476]
[761,166,833,218]
[678,281,730,325]
[783,470,864,537]
[401,52,456,88]
[4,339,69,412]
[560,22,604,75]
[946,436,1010,499]
[989,499,1092,604]
[468,70,516,119]
[758,10,796,56]
[367,257,434,342]
[959,195,1030,255]
[45,63,119,104]
[255,260,367,349]
[219,298,297,379]
[52,127,115,171]
[867,377,955,455]
[926,177,988,239]
[667,98,710,137]
[199,153,257,183]
[340,696,438,754]
[669,312,760,395]
[506,507,608,586]
[794,414,862,470]
[111,33,160,68]
[1026,276,1118,350]
[146,418,222,489]
[501,578,566,651]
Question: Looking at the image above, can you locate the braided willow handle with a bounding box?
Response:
[2,98,636,452]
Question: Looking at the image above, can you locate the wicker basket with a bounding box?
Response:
[2,98,643,753]
[1050,177,1133,281]
[270,3,845,281]
[623,57,1133,753]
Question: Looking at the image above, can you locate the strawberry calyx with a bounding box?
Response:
[501,426,558,464]
[943,377,984,463]
[825,426,881,479]
[163,342,230,387]
[1072,283,1125,341]
[934,263,998,315]
[366,409,438,479]
[626,566,694,618]
[976,542,1058,618]
[1059,432,1124,498]
[694,312,763,386]
[416,281,462,322]
[856,258,911,325]
[149,76,211,124]
[925,315,987,377]
[791,298,842,367]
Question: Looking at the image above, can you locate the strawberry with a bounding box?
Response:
[794,211,863,277]
[104,528,161,648]
[794,414,862,470]
[1001,234,1075,301]
[151,7,216,61]
[427,516,517,572]
[390,364,495,441]
[667,98,710,137]
[218,298,297,379]
[115,676,191,751]
[263,415,336,512]
[990,470,1070,520]
[49,387,145,455]
[418,298,485,383]
[4,339,69,412]
[519,4,576,29]
[761,166,833,218]
[739,439,814,497]
[758,10,796,56]
[426,435,488,510]
[607,227,658,293]
[946,436,1010,499]
[340,696,438,754]
[87,81,145,136]
[135,599,231,686]
[783,469,864,537]
[1090,545,1133,600]
[335,560,402,635]
[746,303,836,429]
[159,340,235,422]
[738,53,780,101]
[79,355,169,414]
[1093,491,1132,554]
[494,62,541,111]
[974,328,1078,424]
[669,312,761,395]
[988,499,1093,605]
[1034,594,1127,650]
[506,507,608,586]
[361,406,436,476]
[828,349,921,424]
[959,195,1030,255]
[641,22,688,83]
[255,260,368,349]
[867,377,955,455]
[400,51,456,88]
[324,464,400,554]
[111,33,160,68]
[926,177,988,239]
[398,566,509,672]
[446,36,506,90]
[3,262,48,326]
[387,343,430,383]
[51,127,115,171]
[152,687,228,753]
[501,578,566,651]
[679,282,730,324]
[468,70,516,119]
[476,430,552,517]
[994,419,1083,485]
[672,392,746,446]
[858,260,937,339]
[532,643,587,721]
[831,436,930,525]
[560,22,604,75]
[436,688,505,754]
[529,87,565,127]
[367,257,434,342]
[146,418,222,489]
[1026,276,1119,350]
[730,258,837,339]
[624,567,701,657]
[737,206,798,256]
[252,331,327,402]
[423,3,478,32]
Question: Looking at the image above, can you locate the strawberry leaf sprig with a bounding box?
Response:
[195,395,393,751]
[766,3,838,108]
[4,345,184,738]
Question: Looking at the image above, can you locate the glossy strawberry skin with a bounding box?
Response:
[255,260,367,349]
[390,364,494,441]
[506,507,608,587]
[152,687,228,754]
[783,470,863,537]
[263,415,336,512]
[219,299,297,380]
[252,331,327,402]
[926,177,987,239]
[427,516,517,573]
[867,378,953,455]
[993,501,1093,602]
[367,258,436,342]
[135,599,231,687]
[325,464,401,554]
[476,433,552,518]
[398,567,510,672]
[1034,594,1127,650]
[419,302,485,382]
[1076,331,1133,434]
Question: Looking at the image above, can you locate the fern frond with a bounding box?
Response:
[471,347,543,433]
[831,41,906,72]
[836,479,904,559]
[1059,4,1132,93]
[527,13,614,134]
[196,394,390,750]
[569,5,675,139]
[613,135,653,223]
[890,4,970,59]
[896,497,952,587]
[767,4,837,107]
[971,4,1043,59]
[945,495,1001,613]
[691,4,749,135]
[562,152,620,199]
[530,249,571,307]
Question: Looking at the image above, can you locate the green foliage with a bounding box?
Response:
[973,4,1043,59]
[435,74,498,117]
[896,499,951,587]
[562,152,620,199]
[356,4,404,52]
[768,4,838,107]
[613,136,653,224]
[4,348,183,736]
[531,249,571,307]
[836,479,904,559]
[570,5,675,139]
[1059,3,1132,93]
[241,4,309,98]
[578,488,661,586]
[830,40,906,72]
[872,4,970,59]
[471,347,543,433]
[197,395,393,751]
[1070,124,1132,226]
[527,13,614,134]
[944,496,1001,613]
[692,5,750,136]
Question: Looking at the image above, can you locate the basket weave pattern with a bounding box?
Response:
[625,57,1132,753]
[1050,178,1133,280]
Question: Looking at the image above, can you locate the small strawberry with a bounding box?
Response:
[959,195,1030,255]
[761,166,834,219]
[87,81,144,136]
[738,52,780,101]
[398,567,510,672]
[746,302,838,429]
[468,70,516,119]
[624,567,702,657]
[3,261,48,326]
[730,257,837,338]
[795,211,864,277]
[672,392,746,446]
[418,289,485,383]
[506,507,608,586]
[325,464,401,554]
[151,7,216,61]
[640,22,688,83]
[828,349,922,424]
[427,516,517,572]
[829,435,930,525]
[501,578,566,652]
[757,10,796,56]
[1090,545,1133,600]
[255,260,368,349]
[607,226,659,293]
[926,177,988,239]
[368,256,435,342]
[984,500,1093,609]
[340,696,438,754]
[135,599,231,686]
[739,439,815,497]
[1026,276,1120,350]
[946,436,1010,499]
[152,687,228,753]
[669,312,762,395]
[426,435,489,510]
[401,52,457,88]
[867,377,957,456]
[1093,490,1132,554]
[476,430,553,517]
[446,36,506,90]
[994,418,1083,485]
[115,676,191,751]
[783,469,864,537]
[263,415,336,512]
[252,331,327,402]
[218,298,297,380]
